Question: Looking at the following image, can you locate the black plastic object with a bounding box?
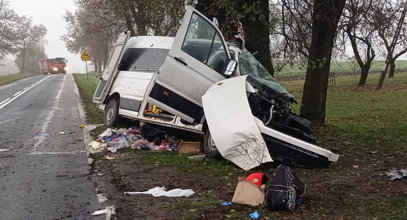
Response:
[262,134,330,168]
[265,165,306,211]
[140,124,165,145]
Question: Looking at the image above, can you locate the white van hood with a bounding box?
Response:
[202,75,273,170]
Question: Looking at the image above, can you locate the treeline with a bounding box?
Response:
[62,0,407,125]
[0,0,47,74]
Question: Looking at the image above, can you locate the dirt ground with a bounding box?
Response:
[88,129,407,220]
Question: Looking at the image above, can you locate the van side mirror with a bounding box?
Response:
[223,59,237,77]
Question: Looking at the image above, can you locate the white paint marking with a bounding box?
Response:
[0,75,52,110]
[0,98,10,106]
[32,75,66,151]
[12,91,22,96]
[26,150,86,155]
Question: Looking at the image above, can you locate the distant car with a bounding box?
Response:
[93,6,338,170]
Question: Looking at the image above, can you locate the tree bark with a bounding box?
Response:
[376,60,389,90]
[358,65,370,86]
[388,60,396,78]
[300,0,345,126]
[239,0,274,75]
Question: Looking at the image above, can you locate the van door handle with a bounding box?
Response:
[174,57,188,66]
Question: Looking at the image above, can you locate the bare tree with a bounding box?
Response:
[15,18,47,73]
[340,0,375,86]
[372,0,407,89]
[0,0,23,60]
[275,0,312,62]
[300,0,346,125]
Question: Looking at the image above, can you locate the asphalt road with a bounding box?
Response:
[0,74,103,219]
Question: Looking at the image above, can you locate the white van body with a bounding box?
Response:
[93,6,338,170]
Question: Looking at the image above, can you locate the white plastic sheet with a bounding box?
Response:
[124,186,195,197]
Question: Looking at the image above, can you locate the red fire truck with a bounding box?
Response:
[39,57,68,74]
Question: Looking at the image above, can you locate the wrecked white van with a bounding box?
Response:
[93,6,338,170]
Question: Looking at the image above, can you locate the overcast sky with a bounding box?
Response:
[7,0,85,73]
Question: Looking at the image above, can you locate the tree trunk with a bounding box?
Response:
[376,62,389,90]
[388,60,396,78]
[358,65,370,86]
[20,48,26,74]
[239,0,274,75]
[300,0,345,126]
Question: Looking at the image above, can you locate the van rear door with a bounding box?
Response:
[146,6,231,123]
[94,32,130,104]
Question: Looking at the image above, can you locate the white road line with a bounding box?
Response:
[32,74,66,152]
[26,151,86,155]
[13,91,22,96]
[0,75,52,110]
[0,98,10,106]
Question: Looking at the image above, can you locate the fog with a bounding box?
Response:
[1,0,87,74]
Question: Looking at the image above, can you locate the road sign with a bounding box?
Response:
[81,50,90,61]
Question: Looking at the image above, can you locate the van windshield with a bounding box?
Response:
[238,52,294,100]
[118,48,169,71]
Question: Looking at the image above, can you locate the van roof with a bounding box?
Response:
[125,36,174,50]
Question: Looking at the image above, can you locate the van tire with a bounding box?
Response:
[203,130,220,158]
[104,97,120,127]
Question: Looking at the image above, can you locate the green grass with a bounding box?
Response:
[343,196,407,220]
[283,72,407,152]
[121,149,242,178]
[277,60,407,76]
[73,72,104,124]
[0,72,36,86]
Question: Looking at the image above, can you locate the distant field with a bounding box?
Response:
[0,73,36,86]
[276,59,407,76]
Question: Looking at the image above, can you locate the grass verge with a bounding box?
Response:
[73,72,104,124]
[0,72,36,86]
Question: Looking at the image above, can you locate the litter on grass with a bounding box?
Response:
[89,124,184,154]
[124,186,195,198]
[386,169,407,181]
[249,211,260,219]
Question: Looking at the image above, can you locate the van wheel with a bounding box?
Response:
[104,98,120,127]
[203,130,220,157]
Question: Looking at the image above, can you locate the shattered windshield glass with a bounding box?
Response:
[238,52,294,100]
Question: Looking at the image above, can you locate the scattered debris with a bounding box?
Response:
[232,180,265,207]
[249,211,260,219]
[42,133,51,137]
[220,201,232,206]
[66,132,73,137]
[105,154,124,160]
[79,124,85,128]
[246,173,266,187]
[58,131,65,135]
[386,169,407,181]
[88,141,107,154]
[124,186,195,198]
[89,125,184,154]
[91,206,115,216]
[0,148,10,152]
[178,141,201,154]
[265,165,306,211]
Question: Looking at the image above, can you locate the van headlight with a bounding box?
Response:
[52,67,58,71]
[64,67,68,71]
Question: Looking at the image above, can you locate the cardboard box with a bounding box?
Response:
[178,141,201,154]
[232,181,265,207]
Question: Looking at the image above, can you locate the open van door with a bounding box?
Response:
[146,6,234,123]
[93,32,130,104]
